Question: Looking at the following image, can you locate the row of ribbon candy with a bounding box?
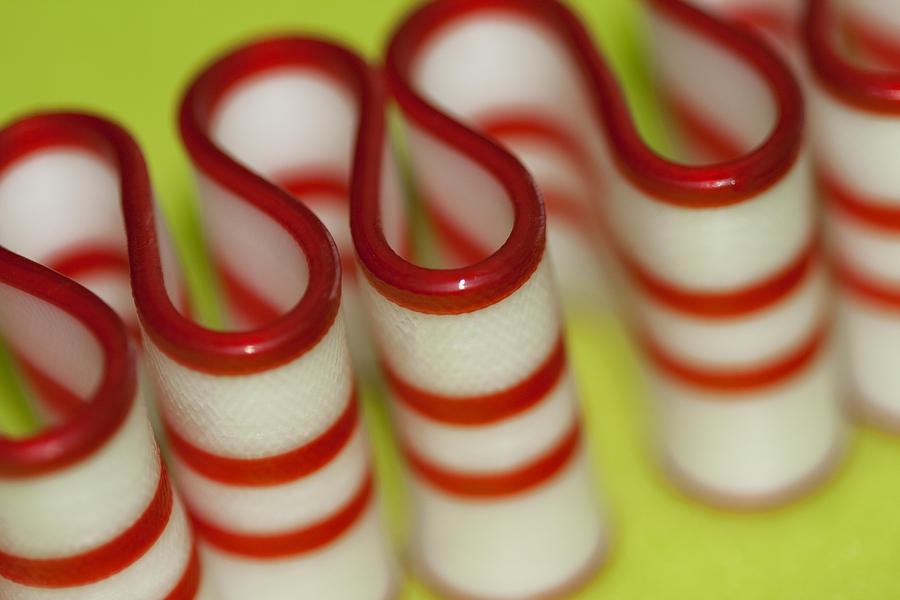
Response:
[0,0,897,598]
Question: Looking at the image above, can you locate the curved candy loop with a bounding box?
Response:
[0,1,862,598]
[172,38,396,600]
[0,114,203,599]
[619,0,841,506]
[805,0,900,432]
[178,23,608,600]
[375,0,842,534]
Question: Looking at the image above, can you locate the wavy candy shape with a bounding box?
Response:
[175,31,602,600]
[0,0,856,598]
[171,39,396,600]
[375,0,840,535]
[0,114,204,599]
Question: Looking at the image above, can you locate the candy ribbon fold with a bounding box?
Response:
[0,114,202,599]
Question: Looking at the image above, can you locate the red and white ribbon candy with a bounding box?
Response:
[805,0,900,432]
[174,39,396,600]
[632,0,843,506]
[0,114,203,599]
[358,3,613,599]
[379,0,843,512]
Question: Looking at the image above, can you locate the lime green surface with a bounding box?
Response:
[0,1,898,598]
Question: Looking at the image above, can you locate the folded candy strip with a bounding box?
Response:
[805,0,900,432]
[361,3,613,599]
[170,39,396,600]
[0,114,203,599]
[174,27,607,599]
[634,0,843,506]
[375,0,844,520]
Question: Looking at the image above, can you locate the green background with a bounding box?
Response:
[1,0,898,598]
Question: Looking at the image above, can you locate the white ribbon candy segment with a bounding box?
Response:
[633,0,843,506]
[175,38,396,600]
[0,114,202,599]
[0,1,867,598]
[804,0,900,432]
[381,0,843,510]
[360,2,612,599]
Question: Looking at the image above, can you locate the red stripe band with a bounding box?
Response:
[164,546,201,600]
[617,236,817,317]
[846,12,900,70]
[474,114,599,188]
[278,172,349,201]
[539,188,600,236]
[384,335,566,425]
[426,201,496,267]
[822,171,900,232]
[0,459,173,587]
[402,422,580,497]
[15,354,85,419]
[165,385,358,486]
[669,94,745,162]
[216,261,284,326]
[190,470,374,558]
[834,259,900,311]
[46,246,130,280]
[643,325,827,391]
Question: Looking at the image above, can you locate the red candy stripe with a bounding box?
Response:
[821,171,900,232]
[164,547,202,600]
[833,259,900,311]
[615,236,817,318]
[402,423,580,498]
[165,386,359,486]
[46,245,130,281]
[190,471,374,557]
[384,336,566,425]
[642,325,827,391]
[0,459,173,587]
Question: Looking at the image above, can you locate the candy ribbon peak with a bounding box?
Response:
[0,113,202,598]
[175,36,396,600]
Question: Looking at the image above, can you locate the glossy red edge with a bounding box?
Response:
[353,13,545,315]
[165,385,358,486]
[46,245,130,280]
[385,0,802,210]
[175,36,349,373]
[0,459,171,587]
[402,422,580,497]
[384,335,566,425]
[0,115,137,476]
[805,0,900,114]
[190,470,373,557]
